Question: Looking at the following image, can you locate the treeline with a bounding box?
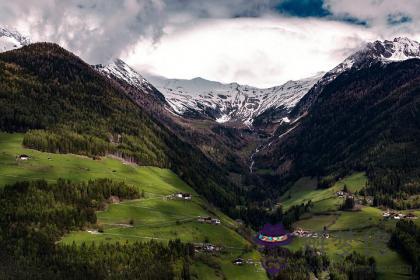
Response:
[233,201,313,230]
[389,220,420,277]
[0,179,192,279]
[23,129,110,157]
[0,179,139,246]
[0,240,193,280]
[265,247,376,280]
[366,167,420,209]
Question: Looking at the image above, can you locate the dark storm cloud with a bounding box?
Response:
[0,0,167,63]
[275,0,330,17]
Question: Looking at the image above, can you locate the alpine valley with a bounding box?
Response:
[1,26,420,280]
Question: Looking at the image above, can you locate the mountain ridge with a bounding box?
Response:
[147,72,324,126]
[292,37,420,117]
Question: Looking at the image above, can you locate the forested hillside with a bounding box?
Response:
[98,61,256,175]
[0,179,193,279]
[256,59,420,208]
[0,43,239,212]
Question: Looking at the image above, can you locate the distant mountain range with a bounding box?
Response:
[4,27,419,130]
[89,36,420,127]
[146,73,323,125]
[92,57,324,126]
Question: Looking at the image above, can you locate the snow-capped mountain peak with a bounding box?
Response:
[94,59,157,95]
[0,27,30,52]
[331,37,420,78]
[293,37,420,116]
[378,37,420,61]
[94,59,168,109]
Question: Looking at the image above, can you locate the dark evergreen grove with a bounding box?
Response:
[389,220,420,277]
[0,179,193,279]
[265,247,376,280]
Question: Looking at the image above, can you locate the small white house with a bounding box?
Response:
[18,154,30,160]
[197,216,221,225]
[183,193,192,200]
[174,192,192,200]
[406,213,417,220]
[383,212,390,217]
[233,258,244,265]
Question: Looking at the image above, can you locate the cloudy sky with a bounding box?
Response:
[2,0,420,87]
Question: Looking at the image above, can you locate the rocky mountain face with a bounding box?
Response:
[93,59,169,118]
[292,37,420,117]
[94,59,166,104]
[0,27,30,52]
[147,73,323,126]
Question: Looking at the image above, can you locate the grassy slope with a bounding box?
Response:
[0,133,267,280]
[279,173,366,212]
[282,173,412,280]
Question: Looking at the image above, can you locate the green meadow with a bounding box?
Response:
[282,174,412,280]
[0,133,267,280]
[279,173,367,212]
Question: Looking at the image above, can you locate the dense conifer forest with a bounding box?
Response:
[265,247,376,280]
[389,220,420,277]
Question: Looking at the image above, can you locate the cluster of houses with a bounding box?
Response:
[292,228,329,239]
[193,243,222,253]
[336,190,353,199]
[336,190,373,205]
[382,211,417,220]
[168,192,192,200]
[197,216,221,225]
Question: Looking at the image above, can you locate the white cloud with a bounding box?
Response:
[124,16,376,87]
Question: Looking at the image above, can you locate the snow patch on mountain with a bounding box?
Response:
[0,27,30,52]
[147,73,323,125]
